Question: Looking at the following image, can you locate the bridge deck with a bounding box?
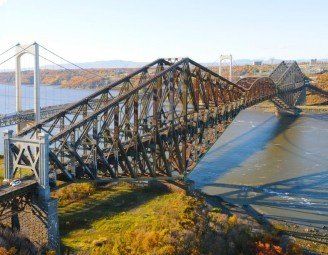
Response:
[0,180,38,203]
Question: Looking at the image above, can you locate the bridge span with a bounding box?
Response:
[1,57,328,252]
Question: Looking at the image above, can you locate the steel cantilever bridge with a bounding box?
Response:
[2,56,328,251]
[4,58,318,183]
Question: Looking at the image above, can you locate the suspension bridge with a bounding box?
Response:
[0,42,327,252]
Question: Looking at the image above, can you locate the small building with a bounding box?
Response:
[310,59,317,65]
[253,60,262,66]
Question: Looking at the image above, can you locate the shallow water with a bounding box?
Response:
[189,109,328,228]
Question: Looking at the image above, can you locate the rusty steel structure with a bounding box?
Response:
[2,58,316,184]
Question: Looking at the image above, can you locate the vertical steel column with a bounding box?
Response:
[60,116,65,165]
[15,44,23,132]
[38,133,50,200]
[69,131,76,177]
[152,79,159,174]
[82,104,88,158]
[133,92,139,172]
[34,43,41,124]
[113,105,119,175]
[15,46,22,113]
[3,130,13,182]
[92,119,98,176]
[181,63,188,173]
[169,71,175,142]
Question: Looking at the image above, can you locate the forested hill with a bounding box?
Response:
[0,68,135,89]
[0,63,326,91]
[0,64,275,89]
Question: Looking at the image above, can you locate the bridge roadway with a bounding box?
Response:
[0,179,37,203]
[0,100,101,128]
[0,104,73,128]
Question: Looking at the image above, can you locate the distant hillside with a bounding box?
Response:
[1,59,327,89]
[41,58,328,70]
[0,68,135,89]
[71,60,148,69]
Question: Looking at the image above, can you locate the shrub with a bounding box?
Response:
[228,214,238,228]
[0,247,17,255]
[255,241,286,255]
[286,243,303,255]
[53,182,96,206]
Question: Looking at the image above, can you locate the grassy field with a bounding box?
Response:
[0,155,321,255]
[55,181,307,255]
[56,182,204,254]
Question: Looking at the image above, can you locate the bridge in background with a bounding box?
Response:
[0,43,328,252]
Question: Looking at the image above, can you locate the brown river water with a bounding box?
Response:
[188,109,328,229]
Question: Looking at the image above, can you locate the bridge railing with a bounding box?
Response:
[3,130,50,199]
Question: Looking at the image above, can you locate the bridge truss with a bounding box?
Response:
[3,58,312,183]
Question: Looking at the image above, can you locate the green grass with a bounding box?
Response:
[57,182,196,254]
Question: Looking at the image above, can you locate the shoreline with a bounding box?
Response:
[251,103,328,113]
[197,189,328,255]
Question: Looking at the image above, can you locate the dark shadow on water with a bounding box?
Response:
[189,110,298,183]
[199,172,328,246]
[188,110,328,242]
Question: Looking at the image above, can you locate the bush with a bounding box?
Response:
[255,241,285,255]
[53,182,96,206]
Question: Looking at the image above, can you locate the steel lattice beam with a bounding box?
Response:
[5,58,319,182]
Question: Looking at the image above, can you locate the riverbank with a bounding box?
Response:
[202,192,328,255]
[251,101,328,113]
[0,162,324,254]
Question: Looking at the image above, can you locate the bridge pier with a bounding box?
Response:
[2,131,60,253]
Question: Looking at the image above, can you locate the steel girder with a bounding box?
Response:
[9,58,310,182]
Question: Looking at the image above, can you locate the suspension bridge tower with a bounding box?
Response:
[15,42,41,132]
[219,54,233,81]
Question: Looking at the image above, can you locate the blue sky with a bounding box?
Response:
[0,0,327,62]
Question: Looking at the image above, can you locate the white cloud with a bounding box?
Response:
[0,0,7,6]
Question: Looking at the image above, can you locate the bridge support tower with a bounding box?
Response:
[15,42,41,133]
[2,131,60,253]
[219,54,233,81]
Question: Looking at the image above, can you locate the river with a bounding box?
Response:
[0,84,94,153]
[189,109,328,229]
[1,84,327,228]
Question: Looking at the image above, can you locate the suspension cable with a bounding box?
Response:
[16,44,114,98]
[39,44,110,80]
[37,54,112,94]
[0,43,34,66]
[0,44,17,57]
[16,44,107,82]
